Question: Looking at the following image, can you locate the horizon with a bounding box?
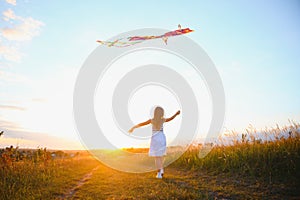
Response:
[0,120,298,150]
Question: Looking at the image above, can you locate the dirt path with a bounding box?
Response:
[59,165,100,199]
[59,163,298,200]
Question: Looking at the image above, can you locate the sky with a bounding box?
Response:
[0,0,300,149]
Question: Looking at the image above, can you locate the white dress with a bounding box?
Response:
[149,121,167,157]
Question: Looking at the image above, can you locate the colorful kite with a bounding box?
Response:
[96,25,194,47]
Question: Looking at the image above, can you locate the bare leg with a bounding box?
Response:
[160,157,164,174]
[155,157,164,171]
[160,156,164,170]
[155,157,161,170]
[154,157,164,178]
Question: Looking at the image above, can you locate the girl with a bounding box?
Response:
[128,106,180,179]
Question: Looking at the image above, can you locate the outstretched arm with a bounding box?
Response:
[165,110,180,122]
[128,119,151,133]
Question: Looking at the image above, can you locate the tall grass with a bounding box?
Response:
[173,122,300,182]
[0,122,299,198]
[0,147,97,200]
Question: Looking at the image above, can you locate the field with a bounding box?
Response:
[0,123,299,199]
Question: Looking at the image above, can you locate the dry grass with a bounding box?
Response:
[174,122,300,182]
[0,152,99,200]
[0,122,299,199]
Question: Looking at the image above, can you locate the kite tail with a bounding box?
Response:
[96,40,104,45]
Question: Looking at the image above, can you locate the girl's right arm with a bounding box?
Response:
[165,110,180,122]
[128,119,151,133]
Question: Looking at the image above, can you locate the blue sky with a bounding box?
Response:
[0,0,300,149]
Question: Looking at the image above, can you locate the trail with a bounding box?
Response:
[58,164,297,199]
[59,165,100,199]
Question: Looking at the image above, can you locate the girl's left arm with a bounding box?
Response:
[165,110,180,122]
[128,119,151,133]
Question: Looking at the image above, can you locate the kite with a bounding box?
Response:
[96,25,194,47]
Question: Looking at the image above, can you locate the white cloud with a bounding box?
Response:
[0,43,22,62]
[5,0,16,6]
[0,8,44,62]
[3,9,16,21]
[2,16,44,41]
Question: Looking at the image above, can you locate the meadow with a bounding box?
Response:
[0,122,299,199]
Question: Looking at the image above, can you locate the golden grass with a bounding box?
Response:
[0,153,99,199]
[173,122,300,183]
[0,122,299,199]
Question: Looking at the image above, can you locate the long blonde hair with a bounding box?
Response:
[151,106,164,130]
